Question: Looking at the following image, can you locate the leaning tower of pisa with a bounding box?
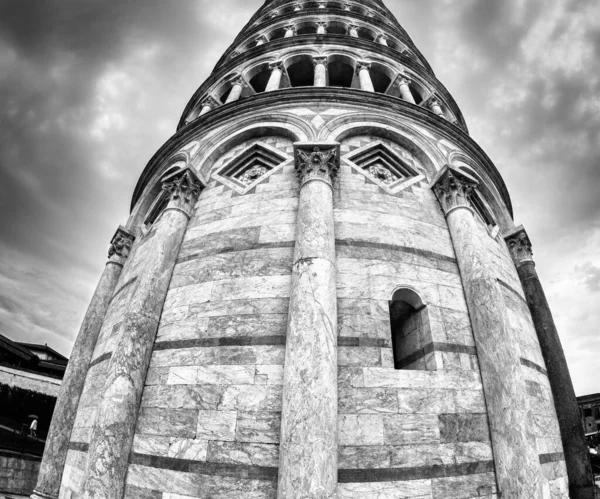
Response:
[31,0,596,498]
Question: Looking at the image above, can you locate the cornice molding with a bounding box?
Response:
[133,88,511,217]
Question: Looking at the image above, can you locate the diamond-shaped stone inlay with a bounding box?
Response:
[212,142,292,194]
[343,140,425,194]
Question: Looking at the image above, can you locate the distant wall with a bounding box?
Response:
[0,366,61,397]
[0,450,41,497]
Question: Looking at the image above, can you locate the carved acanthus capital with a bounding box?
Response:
[294,142,340,187]
[229,75,246,88]
[355,61,371,74]
[108,226,135,263]
[201,95,220,110]
[397,76,412,87]
[317,2,327,8]
[294,3,304,10]
[504,226,534,266]
[162,167,203,218]
[431,165,479,215]
[269,60,284,72]
[316,21,328,28]
[313,56,328,67]
[284,24,297,33]
[347,23,359,31]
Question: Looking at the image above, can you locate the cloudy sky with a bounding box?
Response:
[0,0,598,395]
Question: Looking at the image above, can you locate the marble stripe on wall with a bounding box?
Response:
[109,277,138,303]
[338,460,494,482]
[154,336,285,350]
[335,240,458,265]
[396,342,477,369]
[520,357,548,376]
[88,352,112,368]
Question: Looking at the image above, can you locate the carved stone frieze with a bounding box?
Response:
[108,226,135,261]
[431,165,479,215]
[161,167,203,217]
[504,225,534,266]
[294,142,340,187]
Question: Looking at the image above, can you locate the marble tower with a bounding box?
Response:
[32,0,595,498]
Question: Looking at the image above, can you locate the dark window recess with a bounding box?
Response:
[584,408,592,418]
[388,288,435,371]
[144,192,169,228]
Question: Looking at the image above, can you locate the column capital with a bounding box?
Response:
[201,95,220,110]
[294,142,340,188]
[284,23,296,31]
[270,10,279,18]
[317,2,327,8]
[108,226,135,264]
[397,75,412,86]
[269,60,284,71]
[313,56,328,67]
[377,34,387,42]
[256,34,269,44]
[316,21,328,27]
[293,3,303,10]
[504,225,534,267]
[428,96,440,108]
[343,3,352,10]
[431,165,479,216]
[347,23,359,30]
[227,75,245,88]
[355,61,371,74]
[162,167,203,218]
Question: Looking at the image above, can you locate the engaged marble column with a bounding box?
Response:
[265,61,284,92]
[31,228,134,499]
[316,21,327,35]
[429,97,445,117]
[432,166,543,498]
[284,24,296,38]
[313,57,327,87]
[347,24,359,37]
[81,168,203,499]
[356,61,374,92]
[377,34,388,46]
[225,77,244,103]
[278,143,340,499]
[505,227,596,499]
[398,77,416,104]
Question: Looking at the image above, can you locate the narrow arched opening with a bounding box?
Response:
[249,69,272,93]
[297,24,318,35]
[328,55,355,88]
[389,288,436,371]
[370,67,392,93]
[287,57,315,87]
[326,21,347,35]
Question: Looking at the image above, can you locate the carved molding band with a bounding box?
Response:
[431,165,479,215]
[294,142,340,187]
[162,167,203,217]
[504,225,534,267]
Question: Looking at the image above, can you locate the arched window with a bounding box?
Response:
[389,288,436,371]
[287,56,315,87]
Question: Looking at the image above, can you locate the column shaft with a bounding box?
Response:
[82,169,202,499]
[265,64,283,92]
[433,167,543,498]
[378,35,388,46]
[284,26,295,38]
[317,23,327,35]
[278,144,339,499]
[357,65,374,92]
[348,25,358,37]
[506,229,595,499]
[398,79,416,104]
[314,60,327,87]
[430,98,445,117]
[199,104,211,116]
[225,82,243,103]
[31,229,134,499]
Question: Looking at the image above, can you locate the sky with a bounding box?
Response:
[0,0,598,396]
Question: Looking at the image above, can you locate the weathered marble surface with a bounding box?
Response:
[32,227,133,499]
[82,171,201,499]
[433,167,543,497]
[278,146,338,499]
[506,227,594,498]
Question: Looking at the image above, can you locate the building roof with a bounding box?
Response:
[0,333,68,379]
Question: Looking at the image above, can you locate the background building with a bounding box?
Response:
[0,333,66,497]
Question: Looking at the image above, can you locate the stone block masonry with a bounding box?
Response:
[0,450,41,497]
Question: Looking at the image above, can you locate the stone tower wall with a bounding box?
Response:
[57,97,567,498]
[32,0,587,496]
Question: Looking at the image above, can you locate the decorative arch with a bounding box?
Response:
[325,118,443,179]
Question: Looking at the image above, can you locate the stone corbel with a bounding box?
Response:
[431,165,479,216]
[294,142,340,188]
[504,225,534,267]
[161,167,204,218]
[107,226,135,265]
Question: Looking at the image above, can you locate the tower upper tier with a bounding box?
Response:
[177,0,467,134]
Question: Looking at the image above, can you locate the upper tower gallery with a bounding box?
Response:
[31,0,595,498]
